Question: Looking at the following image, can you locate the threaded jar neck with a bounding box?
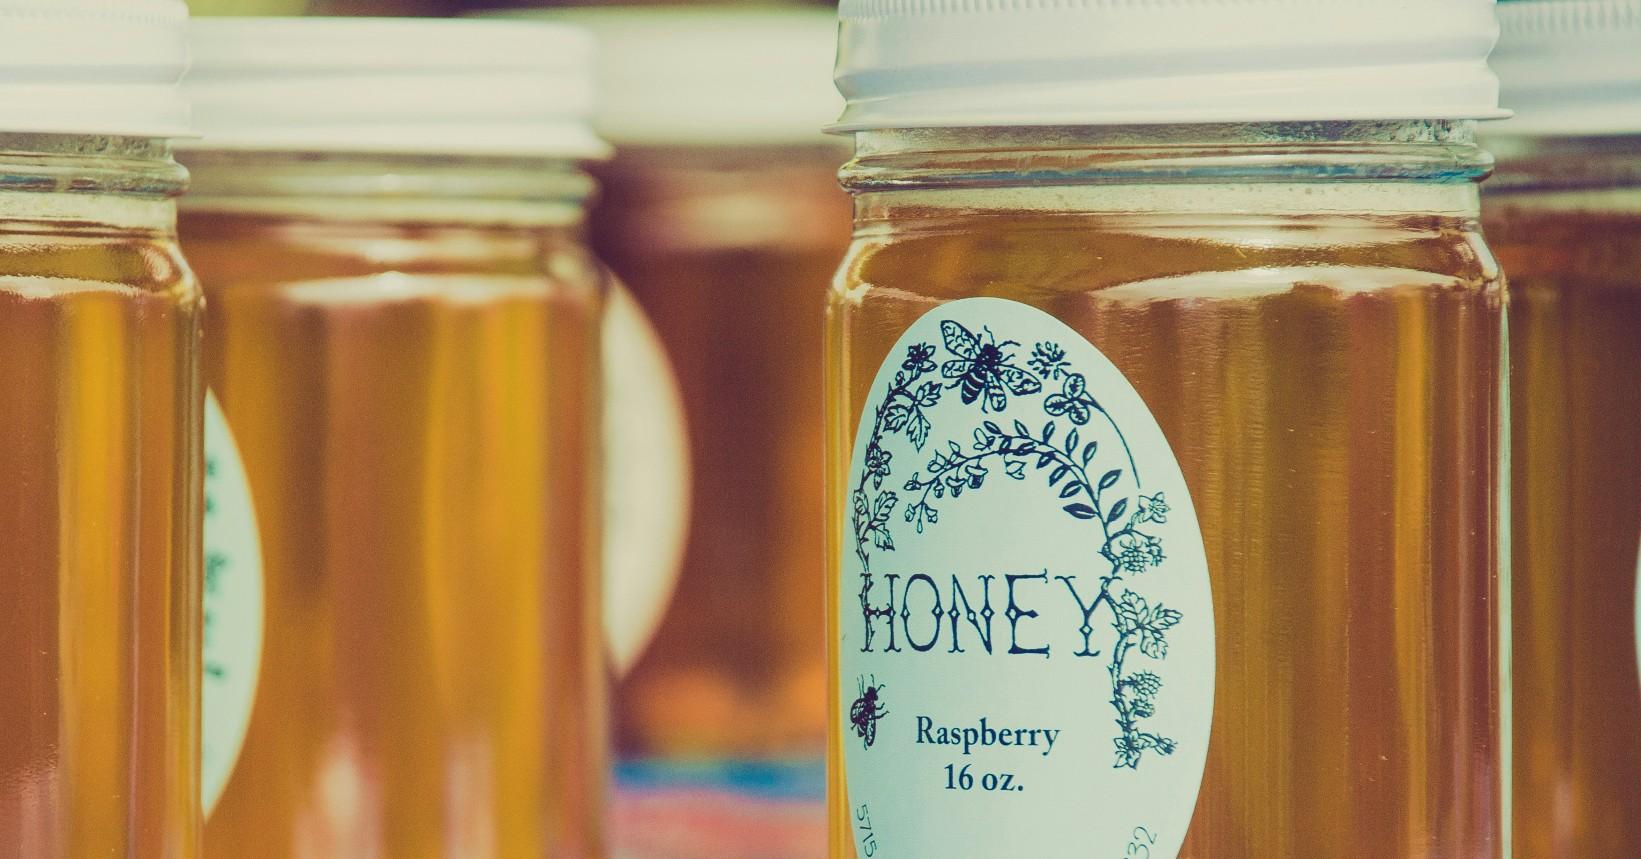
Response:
[839,121,1494,194]
[178,150,594,228]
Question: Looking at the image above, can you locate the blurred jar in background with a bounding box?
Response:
[534,9,848,764]
[0,3,201,856]
[1484,2,1641,856]
[178,19,608,858]
[491,7,847,856]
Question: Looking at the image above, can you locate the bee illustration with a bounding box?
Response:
[849,675,889,750]
[939,320,1043,412]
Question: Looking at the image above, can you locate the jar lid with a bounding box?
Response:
[1492,0,1641,136]
[0,0,191,138]
[480,7,843,147]
[832,0,1509,131]
[182,17,608,159]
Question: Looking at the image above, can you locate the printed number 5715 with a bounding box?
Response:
[856,804,880,857]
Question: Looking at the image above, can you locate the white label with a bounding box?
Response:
[603,283,691,675]
[839,298,1214,859]
[202,392,264,817]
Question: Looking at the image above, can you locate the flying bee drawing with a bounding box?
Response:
[850,675,889,750]
[938,320,1043,412]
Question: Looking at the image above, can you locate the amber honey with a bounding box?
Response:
[1487,191,1641,857]
[1484,4,1641,851]
[0,154,202,856]
[826,129,1505,857]
[178,18,610,855]
[180,187,605,858]
[595,144,851,760]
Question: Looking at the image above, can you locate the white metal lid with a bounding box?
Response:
[182,17,608,158]
[483,7,843,146]
[833,0,1509,131]
[1492,0,1641,136]
[0,0,191,139]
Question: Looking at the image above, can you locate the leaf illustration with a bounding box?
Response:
[883,401,911,432]
[872,491,899,524]
[908,409,932,450]
[1106,498,1128,524]
[1118,590,1182,659]
[1049,465,1068,486]
[1139,621,1171,659]
[1058,482,1080,499]
[1005,460,1027,480]
[1081,441,1098,467]
[1117,591,1145,631]
[1043,421,1056,443]
[1065,428,1080,455]
[1063,503,1098,520]
[1098,469,1122,491]
[915,380,942,407]
[1113,737,1143,769]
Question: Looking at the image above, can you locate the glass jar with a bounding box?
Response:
[1484,2,1641,855]
[178,19,608,858]
[825,2,1508,858]
[535,6,851,782]
[596,139,847,756]
[0,3,200,856]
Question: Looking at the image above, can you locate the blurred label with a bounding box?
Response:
[604,283,691,674]
[202,391,264,817]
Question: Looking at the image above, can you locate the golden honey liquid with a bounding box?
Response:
[0,197,202,857]
[1486,196,1641,857]
[592,146,851,759]
[826,183,1505,857]
[180,206,604,858]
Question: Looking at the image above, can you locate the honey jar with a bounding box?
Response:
[826,1,1509,856]
[0,2,202,855]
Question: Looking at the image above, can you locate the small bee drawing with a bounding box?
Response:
[850,675,889,750]
[938,320,1043,412]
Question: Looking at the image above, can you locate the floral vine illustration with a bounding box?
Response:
[852,318,1183,770]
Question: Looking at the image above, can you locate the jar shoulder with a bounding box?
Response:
[835,209,1502,304]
